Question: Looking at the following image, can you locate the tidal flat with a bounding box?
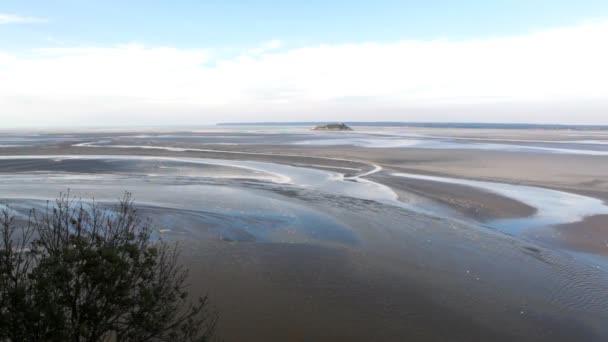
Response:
[2,126,608,341]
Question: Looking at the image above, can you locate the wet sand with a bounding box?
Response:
[5,141,608,254]
[371,171,537,221]
[6,140,608,250]
[182,240,603,342]
[528,215,608,256]
[3,128,608,341]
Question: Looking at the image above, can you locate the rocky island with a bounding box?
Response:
[311,123,353,131]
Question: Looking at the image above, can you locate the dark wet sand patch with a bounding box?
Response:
[527,215,608,256]
[371,171,537,222]
[180,241,600,342]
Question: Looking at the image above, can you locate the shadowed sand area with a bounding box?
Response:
[2,127,608,341]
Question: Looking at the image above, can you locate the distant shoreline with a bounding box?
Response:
[217,122,608,130]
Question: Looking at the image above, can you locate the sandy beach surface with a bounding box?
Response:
[2,126,608,341]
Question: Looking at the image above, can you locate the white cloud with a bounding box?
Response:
[248,39,283,56]
[1,21,608,127]
[0,13,47,24]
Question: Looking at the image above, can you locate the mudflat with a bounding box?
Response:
[2,127,608,341]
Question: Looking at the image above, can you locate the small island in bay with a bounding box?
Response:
[312,123,353,131]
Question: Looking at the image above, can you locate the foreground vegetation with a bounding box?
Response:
[0,193,217,342]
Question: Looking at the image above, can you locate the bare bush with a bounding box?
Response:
[0,193,217,342]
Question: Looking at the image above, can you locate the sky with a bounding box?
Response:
[1,1,608,127]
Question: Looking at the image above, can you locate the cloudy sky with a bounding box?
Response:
[1,1,608,127]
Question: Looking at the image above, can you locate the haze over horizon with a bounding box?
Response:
[1,1,608,128]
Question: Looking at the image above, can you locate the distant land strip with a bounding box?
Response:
[217,122,608,130]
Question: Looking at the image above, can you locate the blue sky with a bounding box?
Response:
[1,1,608,126]
[3,1,608,49]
